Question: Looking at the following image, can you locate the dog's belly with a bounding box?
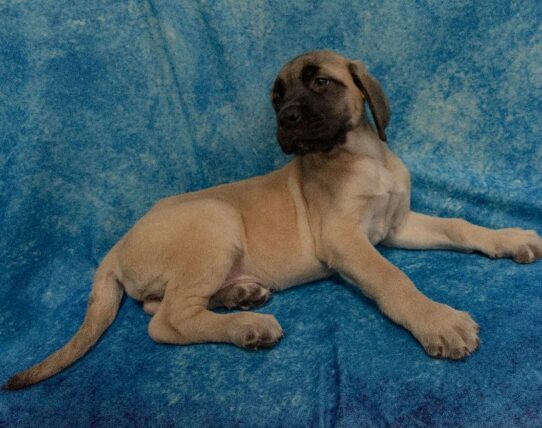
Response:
[225,258,330,292]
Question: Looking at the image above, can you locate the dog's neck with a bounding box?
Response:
[339,125,388,160]
[300,125,389,168]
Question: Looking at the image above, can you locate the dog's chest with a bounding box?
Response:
[350,157,410,243]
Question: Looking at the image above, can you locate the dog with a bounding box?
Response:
[5,51,542,390]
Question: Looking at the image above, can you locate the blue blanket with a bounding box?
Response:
[1,1,541,426]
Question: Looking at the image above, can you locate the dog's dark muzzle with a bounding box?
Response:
[278,105,303,129]
[277,114,348,156]
[277,126,348,155]
[275,96,350,155]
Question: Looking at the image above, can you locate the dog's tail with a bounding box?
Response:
[2,247,124,390]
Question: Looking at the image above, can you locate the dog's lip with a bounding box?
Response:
[279,124,346,143]
[278,126,331,141]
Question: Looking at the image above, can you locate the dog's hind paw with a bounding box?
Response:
[209,282,271,310]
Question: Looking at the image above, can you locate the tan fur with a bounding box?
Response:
[5,51,542,390]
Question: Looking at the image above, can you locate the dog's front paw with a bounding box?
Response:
[412,302,480,360]
[492,228,542,264]
[233,313,284,350]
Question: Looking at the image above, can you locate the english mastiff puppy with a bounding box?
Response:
[5,51,542,390]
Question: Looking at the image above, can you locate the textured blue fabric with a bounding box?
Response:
[1,1,541,426]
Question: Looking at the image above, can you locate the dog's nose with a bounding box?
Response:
[279,106,302,128]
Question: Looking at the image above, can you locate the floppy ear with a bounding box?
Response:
[348,61,390,142]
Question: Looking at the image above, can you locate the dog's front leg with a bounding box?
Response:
[320,223,480,359]
[383,212,542,264]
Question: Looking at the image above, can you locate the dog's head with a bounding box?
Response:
[271,51,389,155]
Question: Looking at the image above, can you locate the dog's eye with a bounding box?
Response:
[314,77,331,87]
[311,77,332,93]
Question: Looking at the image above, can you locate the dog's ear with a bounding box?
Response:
[348,61,390,142]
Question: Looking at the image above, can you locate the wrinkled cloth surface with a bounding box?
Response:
[1,1,541,426]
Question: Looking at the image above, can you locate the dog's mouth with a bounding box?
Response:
[277,124,349,155]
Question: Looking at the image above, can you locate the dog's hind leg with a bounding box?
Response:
[147,232,282,349]
[148,278,282,350]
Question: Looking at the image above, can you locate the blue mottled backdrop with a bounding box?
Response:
[1,1,541,426]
